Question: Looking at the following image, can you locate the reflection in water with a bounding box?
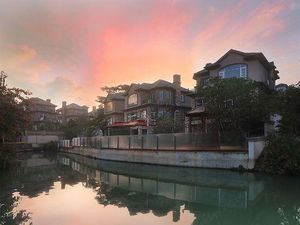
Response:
[0,152,300,225]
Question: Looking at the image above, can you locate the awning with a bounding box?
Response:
[187,106,206,115]
[108,119,147,127]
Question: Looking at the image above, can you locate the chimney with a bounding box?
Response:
[46,99,51,103]
[62,101,67,108]
[93,106,96,112]
[173,74,181,88]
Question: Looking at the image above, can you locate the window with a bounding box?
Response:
[141,110,147,119]
[107,117,113,125]
[180,94,185,103]
[224,99,234,108]
[128,94,137,105]
[195,98,204,107]
[219,64,247,79]
[200,78,209,87]
[106,102,113,112]
[127,113,137,121]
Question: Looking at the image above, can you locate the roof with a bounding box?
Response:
[104,93,125,102]
[107,119,147,127]
[57,103,88,111]
[29,97,56,107]
[187,106,206,115]
[194,49,279,80]
[126,79,191,94]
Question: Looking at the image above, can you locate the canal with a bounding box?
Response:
[0,152,299,225]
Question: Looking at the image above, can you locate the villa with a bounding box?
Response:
[104,75,193,135]
[187,49,280,133]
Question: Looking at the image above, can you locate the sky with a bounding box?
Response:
[0,0,300,109]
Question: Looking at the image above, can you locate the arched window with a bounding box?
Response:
[218,64,247,79]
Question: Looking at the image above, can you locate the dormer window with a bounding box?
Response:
[219,64,247,79]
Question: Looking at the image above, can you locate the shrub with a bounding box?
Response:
[42,141,58,151]
[263,134,300,175]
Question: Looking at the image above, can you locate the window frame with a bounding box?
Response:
[218,63,248,79]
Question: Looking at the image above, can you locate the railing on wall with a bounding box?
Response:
[60,132,246,151]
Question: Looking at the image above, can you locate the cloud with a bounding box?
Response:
[0,0,300,108]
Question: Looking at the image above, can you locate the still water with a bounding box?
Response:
[0,152,300,225]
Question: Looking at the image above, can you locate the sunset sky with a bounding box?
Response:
[1,0,300,109]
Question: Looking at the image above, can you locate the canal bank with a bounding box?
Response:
[59,134,265,170]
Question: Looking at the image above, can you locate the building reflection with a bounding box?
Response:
[2,153,299,225]
[59,153,266,223]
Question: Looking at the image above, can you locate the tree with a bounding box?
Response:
[153,117,174,134]
[96,84,129,104]
[277,82,300,136]
[0,71,30,142]
[196,78,274,136]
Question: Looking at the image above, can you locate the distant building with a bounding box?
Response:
[89,106,104,119]
[188,49,280,133]
[27,97,59,131]
[57,101,88,123]
[104,75,193,135]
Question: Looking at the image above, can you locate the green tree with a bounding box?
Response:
[153,117,174,134]
[277,82,300,135]
[196,78,274,136]
[86,113,106,136]
[0,71,30,142]
[96,84,129,104]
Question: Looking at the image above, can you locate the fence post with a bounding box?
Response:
[128,136,131,149]
[156,135,159,150]
[173,135,176,151]
[117,136,119,149]
[141,136,144,150]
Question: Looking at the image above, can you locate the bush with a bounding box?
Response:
[42,141,58,151]
[263,134,300,175]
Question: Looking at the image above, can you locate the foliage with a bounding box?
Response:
[276,82,300,136]
[196,78,274,136]
[59,117,89,139]
[0,72,31,141]
[262,133,300,175]
[85,113,106,136]
[101,84,130,94]
[261,82,300,175]
[42,141,58,151]
[153,117,174,134]
[60,113,106,139]
[97,84,129,104]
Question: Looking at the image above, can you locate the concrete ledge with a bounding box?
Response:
[61,147,249,169]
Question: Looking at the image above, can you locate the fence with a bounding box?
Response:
[60,132,246,151]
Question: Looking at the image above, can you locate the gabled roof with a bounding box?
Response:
[125,79,190,94]
[194,49,279,80]
[57,103,88,111]
[29,97,56,107]
[105,93,125,102]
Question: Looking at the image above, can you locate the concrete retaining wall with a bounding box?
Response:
[248,137,266,169]
[61,147,249,169]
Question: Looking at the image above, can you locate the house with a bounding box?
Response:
[105,75,192,135]
[103,93,125,125]
[27,97,59,131]
[89,106,104,120]
[57,101,89,123]
[188,49,280,133]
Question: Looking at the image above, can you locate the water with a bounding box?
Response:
[0,152,300,225]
